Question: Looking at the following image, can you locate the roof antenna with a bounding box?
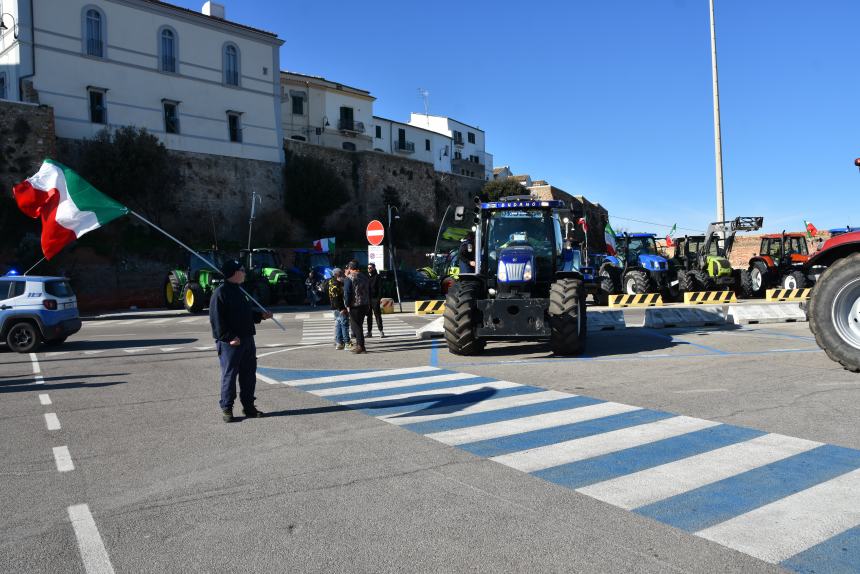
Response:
[418,88,430,123]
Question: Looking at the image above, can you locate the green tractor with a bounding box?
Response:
[669,217,763,296]
[164,249,226,313]
[241,248,304,306]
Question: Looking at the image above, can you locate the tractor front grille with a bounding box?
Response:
[503,262,526,281]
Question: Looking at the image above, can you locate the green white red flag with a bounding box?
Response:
[604,222,617,256]
[666,223,677,247]
[804,220,818,238]
[12,159,128,259]
[313,236,335,253]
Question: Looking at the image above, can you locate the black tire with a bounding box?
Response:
[549,278,586,356]
[691,270,716,292]
[738,269,755,298]
[749,261,770,297]
[6,321,41,353]
[164,272,183,309]
[183,283,206,313]
[44,337,68,347]
[781,270,807,290]
[678,271,696,293]
[622,270,649,294]
[807,253,860,372]
[443,282,485,355]
[595,265,621,306]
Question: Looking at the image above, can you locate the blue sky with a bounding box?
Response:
[178,1,858,234]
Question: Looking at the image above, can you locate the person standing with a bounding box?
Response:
[305,270,318,307]
[328,268,351,350]
[209,259,273,422]
[365,263,385,338]
[343,260,370,354]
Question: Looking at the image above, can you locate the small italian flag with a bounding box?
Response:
[666,223,677,247]
[604,222,617,256]
[313,236,336,253]
[13,159,128,259]
[804,220,818,238]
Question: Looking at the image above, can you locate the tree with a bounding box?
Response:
[283,151,351,237]
[481,177,528,201]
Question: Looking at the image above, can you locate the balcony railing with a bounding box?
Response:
[393,140,415,153]
[453,137,464,147]
[338,119,365,133]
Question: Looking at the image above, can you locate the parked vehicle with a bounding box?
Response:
[592,234,670,303]
[241,248,303,305]
[1,273,82,353]
[164,249,226,313]
[443,196,587,356]
[746,233,817,296]
[292,249,333,304]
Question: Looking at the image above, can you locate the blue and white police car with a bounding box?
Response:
[0,273,82,353]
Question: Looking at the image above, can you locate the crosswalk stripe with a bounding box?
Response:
[426,402,642,446]
[578,433,822,510]
[178,317,202,323]
[147,318,173,324]
[340,379,522,406]
[280,366,439,386]
[312,373,479,397]
[780,524,860,572]
[697,467,860,564]
[383,390,573,425]
[491,416,720,473]
[322,377,497,403]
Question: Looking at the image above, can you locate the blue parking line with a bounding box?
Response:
[322,376,498,402]
[458,409,675,458]
[533,424,765,489]
[298,369,454,392]
[355,385,545,417]
[429,339,440,367]
[403,395,605,435]
[635,444,860,532]
[780,524,860,574]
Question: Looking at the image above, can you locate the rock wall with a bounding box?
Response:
[0,100,56,193]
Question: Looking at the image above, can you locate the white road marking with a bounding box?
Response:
[178,317,201,323]
[39,393,52,405]
[491,416,720,473]
[67,504,116,574]
[282,366,439,387]
[53,446,75,472]
[579,433,822,509]
[427,402,642,446]
[255,342,331,358]
[257,374,278,385]
[312,373,480,397]
[83,350,106,355]
[673,388,729,394]
[383,390,573,425]
[339,379,522,406]
[45,413,61,431]
[34,375,45,385]
[147,318,173,324]
[194,346,214,351]
[697,467,860,563]
[294,313,310,319]
[123,348,148,354]
[45,351,69,357]
[29,353,41,374]
[160,348,181,352]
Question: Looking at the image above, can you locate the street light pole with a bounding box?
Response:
[387,204,403,312]
[709,0,726,227]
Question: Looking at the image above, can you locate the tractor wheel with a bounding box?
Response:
[678,271,696,293]
[738,269,755,298]
[807,253,860,372]
[691,270,715,292]
[164,272,183,309]
[781,270,807,290]
[622,270,649,295]
[549,278,587,356]
[5,321,41,353]
[443,281,485,355]
[595,266,620,306]
[749,261,770,297]
[183,283,206,314]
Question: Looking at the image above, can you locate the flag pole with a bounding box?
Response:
[23,256,47,276]
[128,210,285,332]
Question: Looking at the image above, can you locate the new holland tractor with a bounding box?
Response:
[443,196,587,356]
[669,217,763,296]
[592,233,670,303]
[163,249,226,313]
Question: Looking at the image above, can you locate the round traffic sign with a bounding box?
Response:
[366,220,385,246]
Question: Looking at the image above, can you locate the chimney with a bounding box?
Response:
[202,2,226,19]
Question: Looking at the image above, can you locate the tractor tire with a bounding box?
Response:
[748,261,770,297]
[183,283,206,314]
[5,321,41,353]
[678,271,696,293]
[595,266,621,306]
[738,269,755,298]
[691,270,716,292]
[781,270,807,290]
[443,281,485,355]
[164,272,183,309]
[807,253,860,372]
[622,270,649,295]
[549,278,587,356]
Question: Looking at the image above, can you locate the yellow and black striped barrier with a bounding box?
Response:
[415,300,446,315]
[766,288,812,302]
[683,291,737,305]
[608,293,664,308]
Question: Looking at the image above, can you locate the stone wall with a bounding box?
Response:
[0,100,56,200]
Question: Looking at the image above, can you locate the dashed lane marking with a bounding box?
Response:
[67,504,116,574]
[45,413,61,431]
[53,446,75,472]
[39,394,52,406]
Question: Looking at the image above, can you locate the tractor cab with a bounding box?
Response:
[748,232,815,294]
[614,233,669,294]
[163,249,227,313]
[240,248,301,305]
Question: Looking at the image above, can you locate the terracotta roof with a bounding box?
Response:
[141,0,280,39]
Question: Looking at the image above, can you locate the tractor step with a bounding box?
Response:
[608,293,664,308]
[683,291,737,305]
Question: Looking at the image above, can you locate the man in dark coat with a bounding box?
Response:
[365,262,384,338]
[343,260,370,354]
[209,258,273,422]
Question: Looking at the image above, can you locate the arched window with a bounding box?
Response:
[223,43,240,86]
[159,27,177,73]
[83,7,105,57]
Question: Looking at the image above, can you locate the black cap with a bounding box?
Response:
[221,258,243,279]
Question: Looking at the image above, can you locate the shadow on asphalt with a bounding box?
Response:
[0,372,127,394]
[49,338,197,351]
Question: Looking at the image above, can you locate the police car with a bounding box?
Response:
[0,273,82,353]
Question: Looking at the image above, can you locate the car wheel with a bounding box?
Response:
[6,322,42,353]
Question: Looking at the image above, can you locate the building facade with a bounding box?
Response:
[0,0,284,163]
[371,116,452,173]
[281,70,374,152]
[408,113,491,179]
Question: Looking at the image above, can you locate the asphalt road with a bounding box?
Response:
[1,305,858,573]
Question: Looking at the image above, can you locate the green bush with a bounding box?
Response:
[283,151,351,237]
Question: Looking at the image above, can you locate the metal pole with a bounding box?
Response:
[23,256,46,275]
[388,204,403,312]
[128,210,285,331]
[709,0,726,229]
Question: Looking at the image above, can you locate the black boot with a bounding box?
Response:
[243,406,266,418]
[222,409,235,423]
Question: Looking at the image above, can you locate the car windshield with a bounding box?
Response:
[486,210,556,271]
[251,252,279,269]
[190,251,223,274]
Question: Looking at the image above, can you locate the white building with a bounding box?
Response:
[281,71,374,152]
[0,1,284,163]
[371,116,452,172]
[408,113,491,179]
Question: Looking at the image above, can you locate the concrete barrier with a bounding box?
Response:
[416,316,445,339]
[726,303,807,325]
[415,300,445,315]
[380,298,395,314]
[609,293,663,308]
[765,288,812,302]
[683,291,737,305]
[643,307,726,328]
[588,311,626,331]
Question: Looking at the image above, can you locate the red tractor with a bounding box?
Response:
[806,229,860,372]
[745,232,815,296]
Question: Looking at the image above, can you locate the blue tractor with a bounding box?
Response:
[443,196,587,356]
[592,233,671,303]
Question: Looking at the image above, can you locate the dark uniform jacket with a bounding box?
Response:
[368,272,381,299]
[209,282,262,342]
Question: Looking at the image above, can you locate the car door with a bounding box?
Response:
[0,280,13,330]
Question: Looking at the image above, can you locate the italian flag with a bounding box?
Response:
[313,236,335,253]
[13,160,128,259]
[804,220,818,238]
[665,223,677,247]
[604,222,617,256]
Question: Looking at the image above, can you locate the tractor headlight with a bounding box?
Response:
[522,261,533,282]
[498,262,508,282]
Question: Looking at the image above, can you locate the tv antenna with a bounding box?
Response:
[418,88,430,120]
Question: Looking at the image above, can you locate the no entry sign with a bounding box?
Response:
[366,220,385,246]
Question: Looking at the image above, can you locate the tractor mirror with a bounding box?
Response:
[454,206,465,221]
